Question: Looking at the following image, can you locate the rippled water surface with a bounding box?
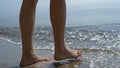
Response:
[0,23,120,68]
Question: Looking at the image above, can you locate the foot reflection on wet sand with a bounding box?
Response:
[49,59,82,68]
[23,59,82,68]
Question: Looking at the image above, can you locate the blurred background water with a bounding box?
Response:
[0,0,120,27]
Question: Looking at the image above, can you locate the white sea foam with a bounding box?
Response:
[90,35,101,41]
[0,37,21,45]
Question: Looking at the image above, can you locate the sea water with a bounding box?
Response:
[0,23,120,68]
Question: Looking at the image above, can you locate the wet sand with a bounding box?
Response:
[0,39,89,68]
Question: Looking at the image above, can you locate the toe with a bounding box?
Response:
[77,50,82,56]
[45,57,53,61]
[38,57,49,61]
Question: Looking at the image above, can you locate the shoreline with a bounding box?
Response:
[0,39,53,68]
[0,39,87,68]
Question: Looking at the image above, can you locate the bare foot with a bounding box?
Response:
[54,46,82,60]
[20,55,51,67]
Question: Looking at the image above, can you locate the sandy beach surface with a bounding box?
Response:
[0,39,89,68]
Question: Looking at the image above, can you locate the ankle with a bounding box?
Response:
[20,55,38,67]
[55,47,65,54]
[55,43,66,50]
[20,53,38,63]
[22,52,37,60]
[54,47,66,57]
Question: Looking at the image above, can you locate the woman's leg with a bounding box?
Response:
[19,0,50,67]
[50,0,82,60]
